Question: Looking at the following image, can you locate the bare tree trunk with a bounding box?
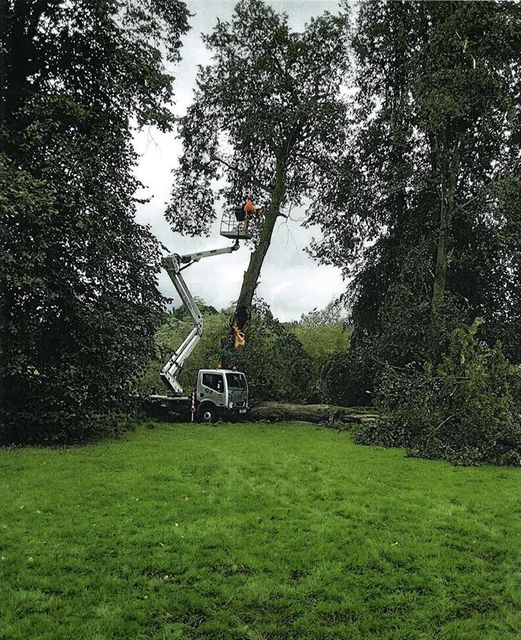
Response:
[249,402,379,424]
[432,136,462,320]
[230,156,286,347]
[432,173,449,318]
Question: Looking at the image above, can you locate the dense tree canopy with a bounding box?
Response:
[1,0,189,442]
[312,0,521,404]
[310,0,521,464]
[167,0,350,347]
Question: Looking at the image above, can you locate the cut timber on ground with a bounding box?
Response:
[249,402,378,424]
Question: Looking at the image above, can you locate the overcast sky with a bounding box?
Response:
[133,0,346,321]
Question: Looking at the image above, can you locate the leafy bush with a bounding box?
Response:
[356,320,521,466]
[0,157,163,444]
[288,322,351,403]
[228,300,314,402]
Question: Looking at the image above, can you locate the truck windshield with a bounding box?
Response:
[226,373,246,389]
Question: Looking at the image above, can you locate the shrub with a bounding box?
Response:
[222,300,315,403]
[321,347,374,406]
[356,319,521,465]
[288,322,351,403]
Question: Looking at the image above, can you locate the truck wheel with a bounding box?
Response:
[197,404,217,423]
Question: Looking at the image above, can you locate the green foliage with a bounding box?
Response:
[296,297,348,328]
[358,320,521,466]
[1,0,189,443]
[321,349,372,408]
[289,322,351,403]
[167,0,350,235]
[140,312,228,395]
[170,298,218,321]
[142,300,354,404]
[228,300,314,402]
[289,323,350,361]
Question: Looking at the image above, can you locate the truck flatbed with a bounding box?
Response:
[148,394,191,403]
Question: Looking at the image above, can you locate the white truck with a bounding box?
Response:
[149,242,249,422]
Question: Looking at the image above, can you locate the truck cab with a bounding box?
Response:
[194,369,249,422]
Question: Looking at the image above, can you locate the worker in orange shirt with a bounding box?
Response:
[242,197,255,235]
[242,197,264,235]
[244,198,255,215]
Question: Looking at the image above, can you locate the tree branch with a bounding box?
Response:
[212,153,273,195]
[271,50,300,103]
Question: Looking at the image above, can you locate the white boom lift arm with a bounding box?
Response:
[160,241,239,395]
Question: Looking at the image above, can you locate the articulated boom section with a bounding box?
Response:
[160,254,204,394]
[159,242,238,395]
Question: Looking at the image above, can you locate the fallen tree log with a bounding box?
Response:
[248,402,379,424]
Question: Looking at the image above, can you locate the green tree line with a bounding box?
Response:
[2,0,520,466]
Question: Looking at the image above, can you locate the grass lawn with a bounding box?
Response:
[1,422,521,640]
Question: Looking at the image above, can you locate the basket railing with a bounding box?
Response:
[220,210,253,240]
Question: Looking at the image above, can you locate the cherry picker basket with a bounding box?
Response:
[220,209,253,240]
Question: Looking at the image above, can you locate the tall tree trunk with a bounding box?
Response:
[432,136,462,320]
[230,156,286,348]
